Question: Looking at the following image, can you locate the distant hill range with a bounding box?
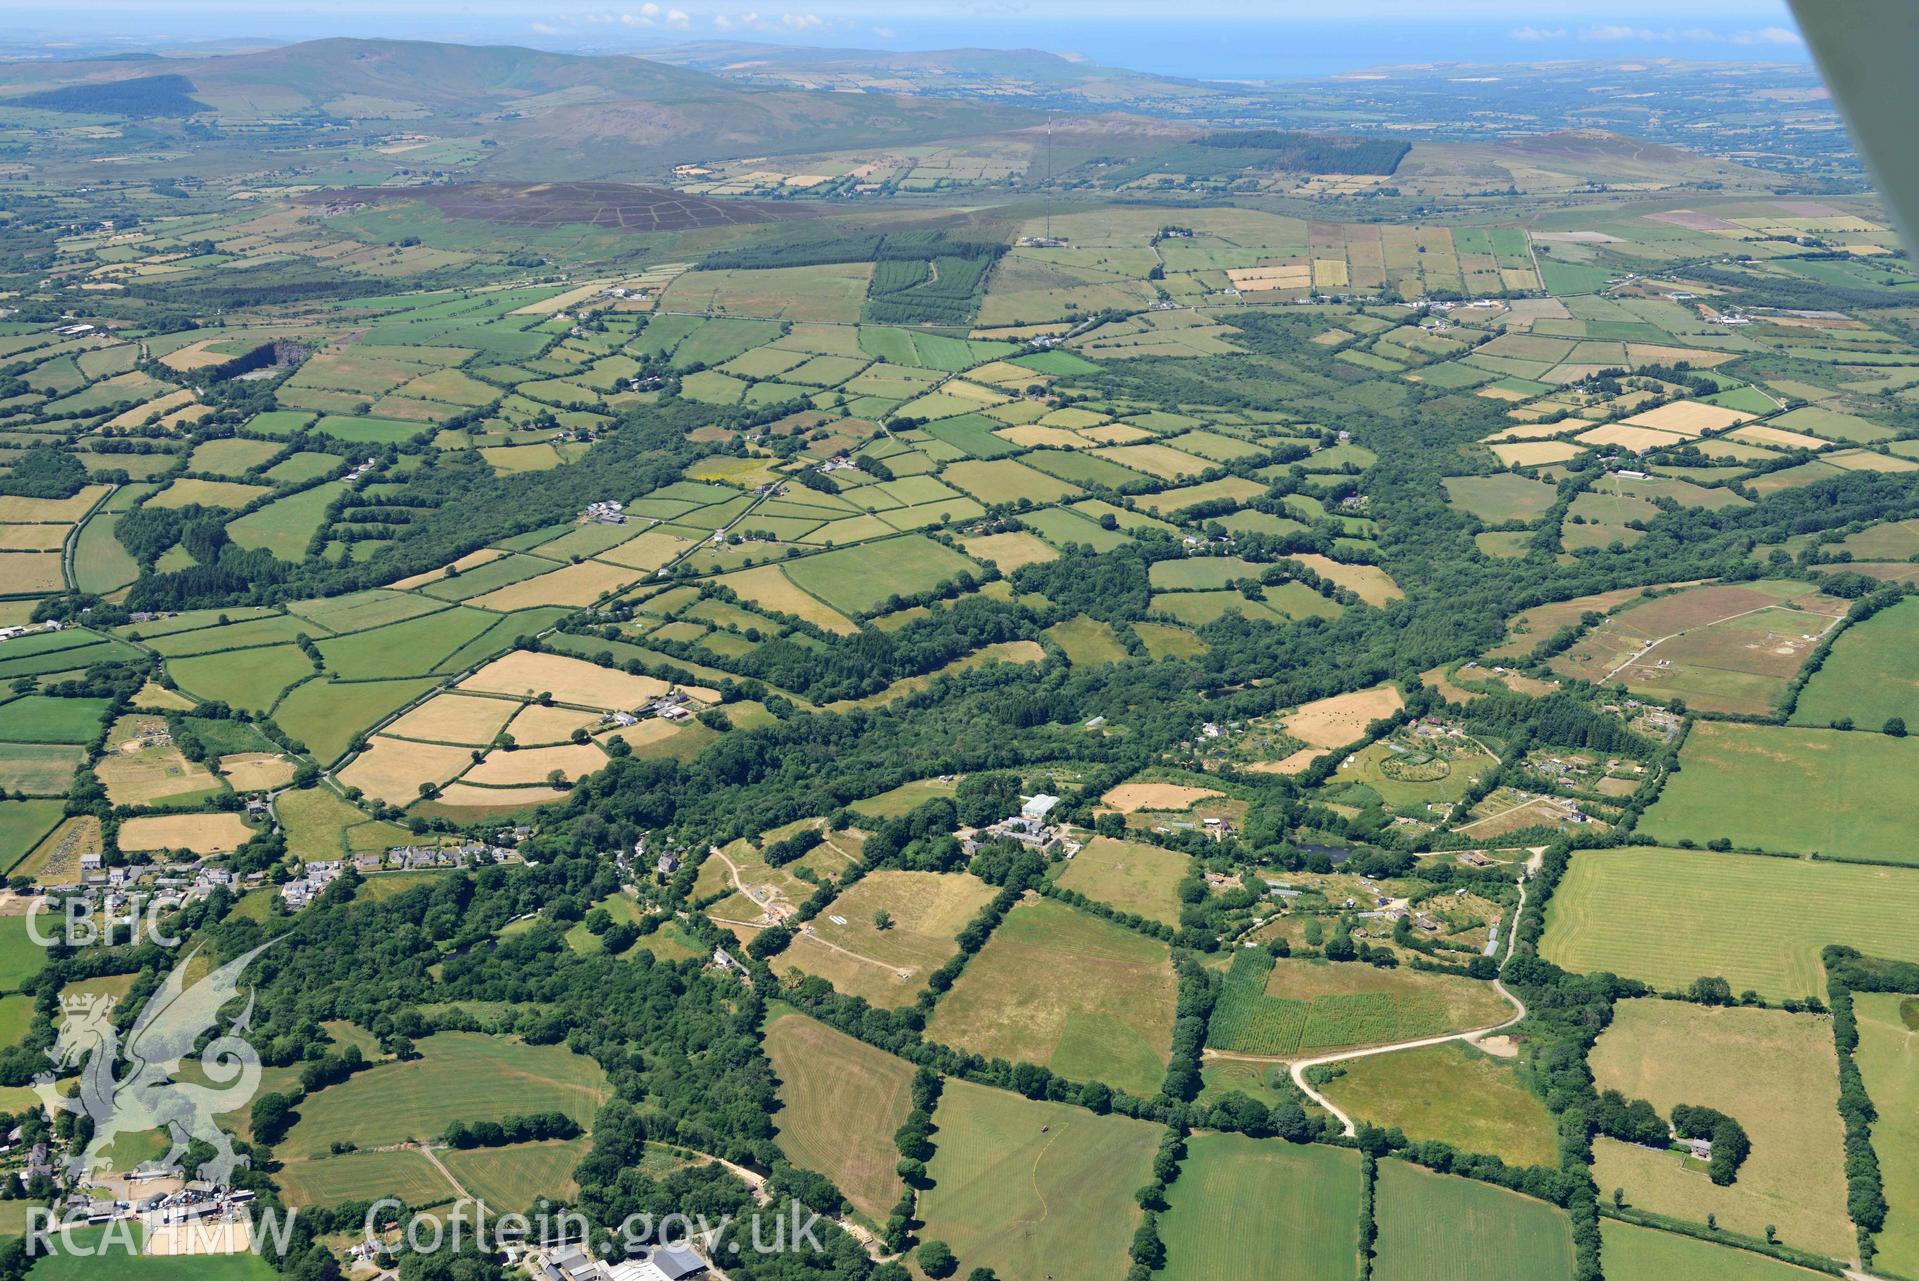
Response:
[0,37,1046,174]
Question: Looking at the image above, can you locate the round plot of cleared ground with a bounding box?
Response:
[925,896,1176,1096]
[762,1009,914,1221]
[1159,1132,1361,1281]
[119,812,255,855]
[1372,1158,1574,1281]
[918,1078,1161,1281]
[1052,836,1188,926]
[1541,846,1919,1000]
[1320,1041,1556,1167]
[1589,1000,1851,1258]
[771,869,995,1007]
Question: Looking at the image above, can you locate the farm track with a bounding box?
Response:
[1288,868,1533,1136]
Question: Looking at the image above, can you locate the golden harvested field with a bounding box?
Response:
[594,529,696,572]
[0,525,68,550]
[217,752,295,791]
[105,388,198,429]
[1490,441,1583,467]
[506,702,603,743]
[1101,782,1224,812]
[0,554,65,593]
[1620,400,1753,436]
[383,693,520,745]
[465,559,642,610]
[1284,684,1406,748]
[597,718,685,751]
[0,487,109,522]
[1590,1000,1851,1258]
[773,870,997,1006]
[1091,443,1212,481]
[1575,423,1690,452]
[1246,748,1331,775]
[15,816,99,885]
[959,530,1059,570]
[337,736,473,805]
[1289,555,1403,606]
[388,547,507,589]
[96,742,220,806]
[119,812,255,854]
[1729,424,1832,452]
[434,782,568,810]
[146,478,270,509]
[716,564,859,634]
[1228,263,1313,290]
[464,742,607,786]
[459,651,668,708]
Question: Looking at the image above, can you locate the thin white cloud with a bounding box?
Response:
[1730,25,1803,45]
[1580,22,1804,45]
[1510,25,1566,41]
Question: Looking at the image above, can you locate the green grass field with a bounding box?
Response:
[1443,473,1562,523]
[0,696,109,743]
[1373,1158,1575,1281]
[1598,1220,1831,1281]
[168,645,314,713]
[1159,1132,1361,1281]
[439,1136,587,1213]
[272,676,440,763]
[275,1145,458,1209]
[918,1078,1162,1281]
[0,915,50,989]
[275,1032,609,1159]
[1052,836,1187,925]
[1792,597,1919,730]
[926,897,1176,1095]
[1208,951,1512,1056]
[1855,993,1919,1276]
[763,1008,914,1221]
[849,776,958,819]
[226,481,347,561]
[1640,722,1919,863]
[0,799,65,870]
[276,785,410,861]
[1044,614,1129,665]
[782,535,981,616]
[315,607,496,679]
[1321,1041,1559,1167]
[1589,1001,1851,1257]
[1541,846,1919,999]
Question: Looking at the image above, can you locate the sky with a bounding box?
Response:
[3,1,1811,79]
